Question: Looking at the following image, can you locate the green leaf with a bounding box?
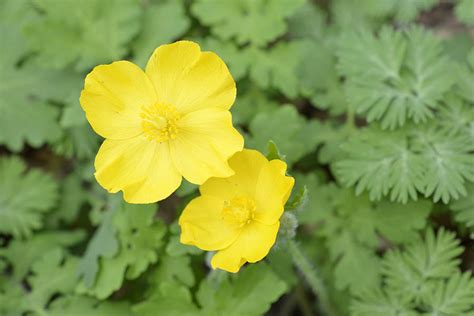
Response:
[450,183,474,236]
[351,288,418,316]
[288,2,326,40]
[335,128,425,203]
[248,106,321,166]
[132,0,190,67]
[422,271,474,315]
[77,202,119,288]
[373,200,432,243]
[25,0,141,71]
[49,295,134,316]
[337,26,454,129]
[455,0,474,26]
[17,249,78,315]
[313,185,431,292]
[285,185,308,213]
[329,0,392,31]
[455,48,474,103]
[292,172,332,224]
[351,229,471,315]
[197,263,287,316]
[248,41,302,98]
[78,202,166,299]
[296,40,346,115]
[53,125,100,160]
[232,88,279,125]
[0,230,84,280]
[201,39,306,98]
[383,229,463,301]
[389,0,437,22]
[411,126,474,203]
[47,172,87,226]
[150,255,195,288]
[266,140,285,161]
[0,156,58,238]
[191,0,304,46]
[332,236,382,292]
[134,282,198,316]
[438,95,474,139]
[335,125,474,203]
[0,9,81,151]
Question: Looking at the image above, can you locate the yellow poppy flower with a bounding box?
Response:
[179,149,295,273]
[80,41,243,204]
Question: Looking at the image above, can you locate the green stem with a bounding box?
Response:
[288,240,336,316]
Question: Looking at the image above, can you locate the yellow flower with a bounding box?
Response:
[80,41,243,204]
[179,149,295,273]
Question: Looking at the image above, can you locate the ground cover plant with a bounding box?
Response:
[0,0,473,315]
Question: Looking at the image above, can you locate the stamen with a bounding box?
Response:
[141,103,180,142]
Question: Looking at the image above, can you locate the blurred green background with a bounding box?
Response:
[0,0,473,315]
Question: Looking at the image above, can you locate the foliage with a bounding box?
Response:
[0,156,58,237]
[0,0,472,315]
[351,229,474,315]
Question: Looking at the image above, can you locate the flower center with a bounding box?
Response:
[222,196,256,228]
[140,103,180,142]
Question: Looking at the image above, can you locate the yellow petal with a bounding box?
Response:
[80,61,157,140]
[169,108,243,184]
[94,137,181,203]
[145,41,236,114]
[199,149,267,200]
[210,221,280,273]
[255,160,295,225]
[179,195,241,251]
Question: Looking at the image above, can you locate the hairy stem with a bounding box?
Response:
[288,240,336,316]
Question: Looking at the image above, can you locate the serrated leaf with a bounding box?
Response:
[373,200,432,243]
[336,125,474,204]
[134,282,198,316]
[351,229,471,315]
[0,156,58,238]
[232,88,279,125]
[150,255,195,288]
[335,128,425,203]
[248,105,321,166]
[351,288,418,316]
[383,229,463,301]
[0,11,81,151]
[49,295,133,316]
[455,48,474,103]
[197,263,287,316]
[12,249,79,315]
[450,183,474,236]
[0,230,84,280]
[78,202,166,299]
[25,0,141,71]
[53,125,100,160]
[77,203,119,288]
[288,2,326,40]
[422,271,474,315]
[411,127,474,203]
[337,26,454,129]
[332,235,382,292]
[192,0,304,46]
